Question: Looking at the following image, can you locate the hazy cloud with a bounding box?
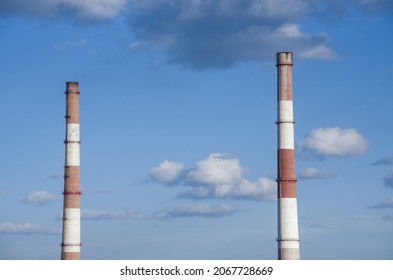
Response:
[298,167,333,180]
[0,222,59,235]
[48,172,63,180]
[150,153,276,201]
[81,186,117,195]
[382,215,393,221]
[360,0,393,15]
[383,170,393,188]
[368,198,393,209]
[81,209,144,220]
[22,191,56,206]
[0,0,128,21]
[371,155,393,166]
[157,203,235,219]
[298,127,368,159]
[149,160,185,186]
[52,39,87,52]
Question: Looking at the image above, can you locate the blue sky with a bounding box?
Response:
[0,0,392,260]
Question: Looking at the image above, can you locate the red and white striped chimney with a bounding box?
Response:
[61,81,81,260]
[276,52,300,260]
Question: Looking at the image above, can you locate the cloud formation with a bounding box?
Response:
[368,198,393,209]
[383,170,393,189]
[0,0,128,21]
[0,222,59,235]
[22,191,56,206]
[149,160,185,186]
[371,155,393,166]
[150,153,276,201]
[81,209,144,220]
[298,167,333,180]
[128,0,336,69]
[158,203,235,219]
[382,215,393,221]
[298,127,368,159]
[3,1,391,69]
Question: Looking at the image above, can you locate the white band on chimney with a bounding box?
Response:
[67,124,80,142]
[279,101,294,121]
[62,208,81,253]
[279,198,300,242]
[279,240,300,249]
[278,123,295,149]
[66,143,80,166]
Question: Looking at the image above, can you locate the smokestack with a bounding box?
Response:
[276,52,300,260]
[61,81,81,260]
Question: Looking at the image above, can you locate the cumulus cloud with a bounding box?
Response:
[368,198,393,209]
[128,0,336,69]
[81,209,144,220]
[0,0,128,21]
[158,203,235,219]
[371,155,393,166]
[149,160,185,186]
[298,167,333,180]
[22,191,56,206]
[150,153,276,201]
[298,127,368,159]
[186,153,244,186]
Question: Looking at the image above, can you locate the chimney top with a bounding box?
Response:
[65,81,79,94]
[276,52,293,66]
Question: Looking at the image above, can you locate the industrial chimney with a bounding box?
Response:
[276,52,300,260]
[61,81,81,260]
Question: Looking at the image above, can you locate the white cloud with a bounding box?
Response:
[186,153,244,186]
[0,0,128,20]
[22,191,56,206]
[298,127,368,158]
[278,24,307,39]
[298,167,333,180]
[298,45,337,60]
[0,222,43,234]
[158,203,235,219]
[151,153,276,201]
[81,209,144,220]
[62,0,128,20]
[129,41,149,49]
[247,0,310,18]
[149,160,185,186]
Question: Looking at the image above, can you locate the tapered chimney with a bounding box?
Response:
[61,81,81,260]
[276,52,300,260]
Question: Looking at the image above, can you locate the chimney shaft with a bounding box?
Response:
[61,81,81,260]
[276,52,300,260]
